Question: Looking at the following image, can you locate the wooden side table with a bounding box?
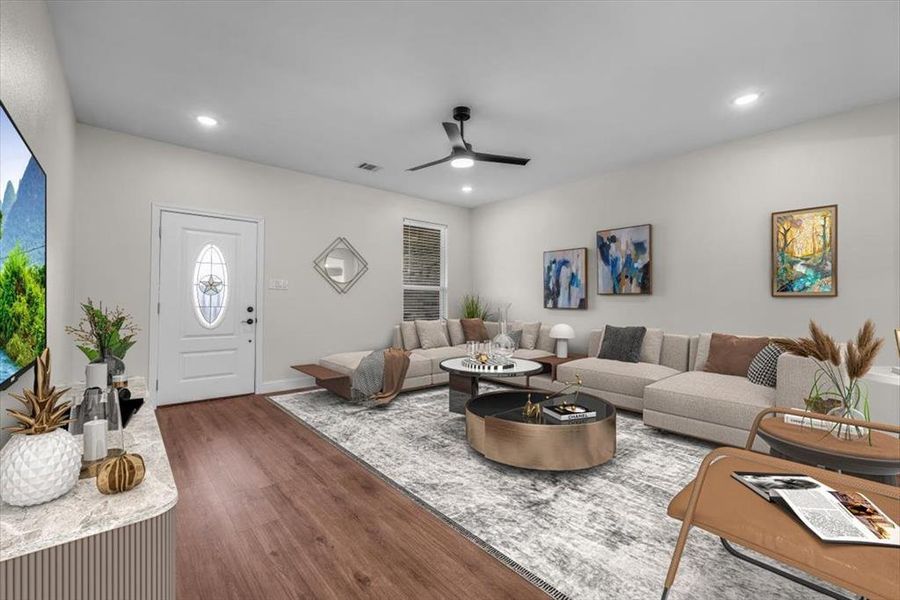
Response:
[530,354,586,381]
[292,363,351,399]
[749,408,900,485]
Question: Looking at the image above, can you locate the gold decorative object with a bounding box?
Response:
[96,453,145,494]
[6,349,72,435]
[522,393,541,419]
[476,352,490,364]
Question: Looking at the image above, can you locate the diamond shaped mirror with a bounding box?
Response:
[313,237,369,294]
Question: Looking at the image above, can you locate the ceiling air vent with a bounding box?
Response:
[357,162,382,172]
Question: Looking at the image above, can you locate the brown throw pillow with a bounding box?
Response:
[703,333,770,377]
[461,318,489,342]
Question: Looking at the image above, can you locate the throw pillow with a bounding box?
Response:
[415,320,450,349]
[748,344,785,387]
[598,325,647,363]
[519,322,541,350]
[640,328,664,364]
[535,325,556,353]
[508,329,523,349]
[447,319,465,346]
[400,321,420,350]
[461,318,489,342]
[703,333,770,377]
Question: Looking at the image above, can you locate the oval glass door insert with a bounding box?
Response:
[193,243,228,328]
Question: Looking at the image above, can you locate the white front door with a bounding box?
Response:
[157,211,258,405]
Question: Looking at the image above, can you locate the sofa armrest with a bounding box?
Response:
[775,353,819,409]
[391,325,403,349]
[587,329,604,358]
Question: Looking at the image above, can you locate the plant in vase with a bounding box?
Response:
[65,299,139,380]
[775,320,883,442]
[0,349,81,506]
[461,294,491,320]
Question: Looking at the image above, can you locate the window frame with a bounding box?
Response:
[402,218,448,321]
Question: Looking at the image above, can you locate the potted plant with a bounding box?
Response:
[461,294,491,320]
[776,320,883,441]
[65,299,139,379]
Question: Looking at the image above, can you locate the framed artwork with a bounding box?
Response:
[543,248,588,309]
[771,205,837,297]
[596,224,651,295]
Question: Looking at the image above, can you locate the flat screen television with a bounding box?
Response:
[0,101,47,390]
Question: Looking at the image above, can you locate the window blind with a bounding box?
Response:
[402,222,446,321]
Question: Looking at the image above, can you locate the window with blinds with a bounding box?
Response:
[402,220,447,321]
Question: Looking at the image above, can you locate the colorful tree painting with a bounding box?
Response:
[772,205,837,296]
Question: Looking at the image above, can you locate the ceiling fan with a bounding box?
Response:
[407,106,530,171]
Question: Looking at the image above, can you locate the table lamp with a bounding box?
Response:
[549,324,576,358]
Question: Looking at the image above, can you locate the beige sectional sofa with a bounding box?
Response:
[319,319,557,391]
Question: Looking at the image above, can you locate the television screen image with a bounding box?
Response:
[0,101,47,389]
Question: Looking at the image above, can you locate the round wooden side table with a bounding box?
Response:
[756,416,900,485]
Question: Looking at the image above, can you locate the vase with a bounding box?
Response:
[93,350,125,385]
[826,406,870,441]
[492,303,515,364]
[0,429,82,506]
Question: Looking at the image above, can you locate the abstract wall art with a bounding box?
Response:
[543,248,587,309]
[596,224,651,295]
[771,205,837,296]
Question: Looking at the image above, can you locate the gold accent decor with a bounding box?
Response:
[96,453,145,494]
[5,348,71,435]
[476,352,490,364]
[522,393,541,419]
[80,448,126,480]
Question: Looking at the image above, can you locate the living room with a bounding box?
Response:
[0,2,898,599]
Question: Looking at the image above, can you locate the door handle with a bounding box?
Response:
[242,318,255,325]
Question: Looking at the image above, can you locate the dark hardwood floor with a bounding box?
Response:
[157,393,546,600]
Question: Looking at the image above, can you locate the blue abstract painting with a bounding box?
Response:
[596,224,651,294]
[543,248,587,309]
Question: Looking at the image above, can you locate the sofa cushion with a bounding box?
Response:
[557,357,679,398]
[411,345,467,372]
[508,329,523,349]
[462,318,489,342]
[747,344,784,388]
[321,350,431,379]
[640,328,664,364]
[519,322,541,350]
[704,333,769,377]
[598,326,646,363]
[643,371,775,431]
[535,325,556,353]
[447,319,465,346]
[400,321,420,350]
[484,321,500,339]
[512,348,554,360]
[416,319,450,349]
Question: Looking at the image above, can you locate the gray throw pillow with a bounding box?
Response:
[447,319,465,346]
[748,344,784,388]
[415,320,450,349]
[598,325,647,363]
[400,321,420,350]
[519,321,541,350]
[508,329,523,349]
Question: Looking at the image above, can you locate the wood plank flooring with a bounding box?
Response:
[156,393,547,600]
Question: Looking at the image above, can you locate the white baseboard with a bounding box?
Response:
[258,375,315,395]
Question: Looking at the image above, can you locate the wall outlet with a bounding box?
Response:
[269,279,289,290]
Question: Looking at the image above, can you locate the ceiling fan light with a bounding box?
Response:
[450,156,474,169]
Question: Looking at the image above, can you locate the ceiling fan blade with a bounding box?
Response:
[473,152,530,166]
[442,122,468,151]
[406,155,452,172]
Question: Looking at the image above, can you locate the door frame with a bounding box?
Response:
[149,204,266,406]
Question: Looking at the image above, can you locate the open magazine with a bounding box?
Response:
[732,472,900,547]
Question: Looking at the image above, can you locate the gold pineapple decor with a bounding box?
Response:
[0,349,83,506]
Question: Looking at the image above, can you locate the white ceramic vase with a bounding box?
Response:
[0,429,82,507]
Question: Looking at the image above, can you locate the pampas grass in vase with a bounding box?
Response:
[775,320,883,442]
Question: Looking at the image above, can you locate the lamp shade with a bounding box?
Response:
[549,324,575,339]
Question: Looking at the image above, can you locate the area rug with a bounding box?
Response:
[268,387,834,600]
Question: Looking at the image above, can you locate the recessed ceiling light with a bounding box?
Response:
[732,92,761,107]
[450,156,474,169]
[461,185,473,193]
[196,115,218,127]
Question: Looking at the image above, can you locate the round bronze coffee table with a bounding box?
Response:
[465,389,616,471]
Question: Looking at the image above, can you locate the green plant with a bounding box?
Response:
[65,299,139,361]
[0,244,46,366]
[461,294,491,320]
[775,320,883,442]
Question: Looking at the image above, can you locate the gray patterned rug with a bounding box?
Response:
[268,386,834,600]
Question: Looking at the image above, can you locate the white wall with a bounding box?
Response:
[72,125,472,392]
[472,101,900,363]
[0,0,77,446]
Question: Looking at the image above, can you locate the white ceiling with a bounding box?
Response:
[48,1,900,207]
